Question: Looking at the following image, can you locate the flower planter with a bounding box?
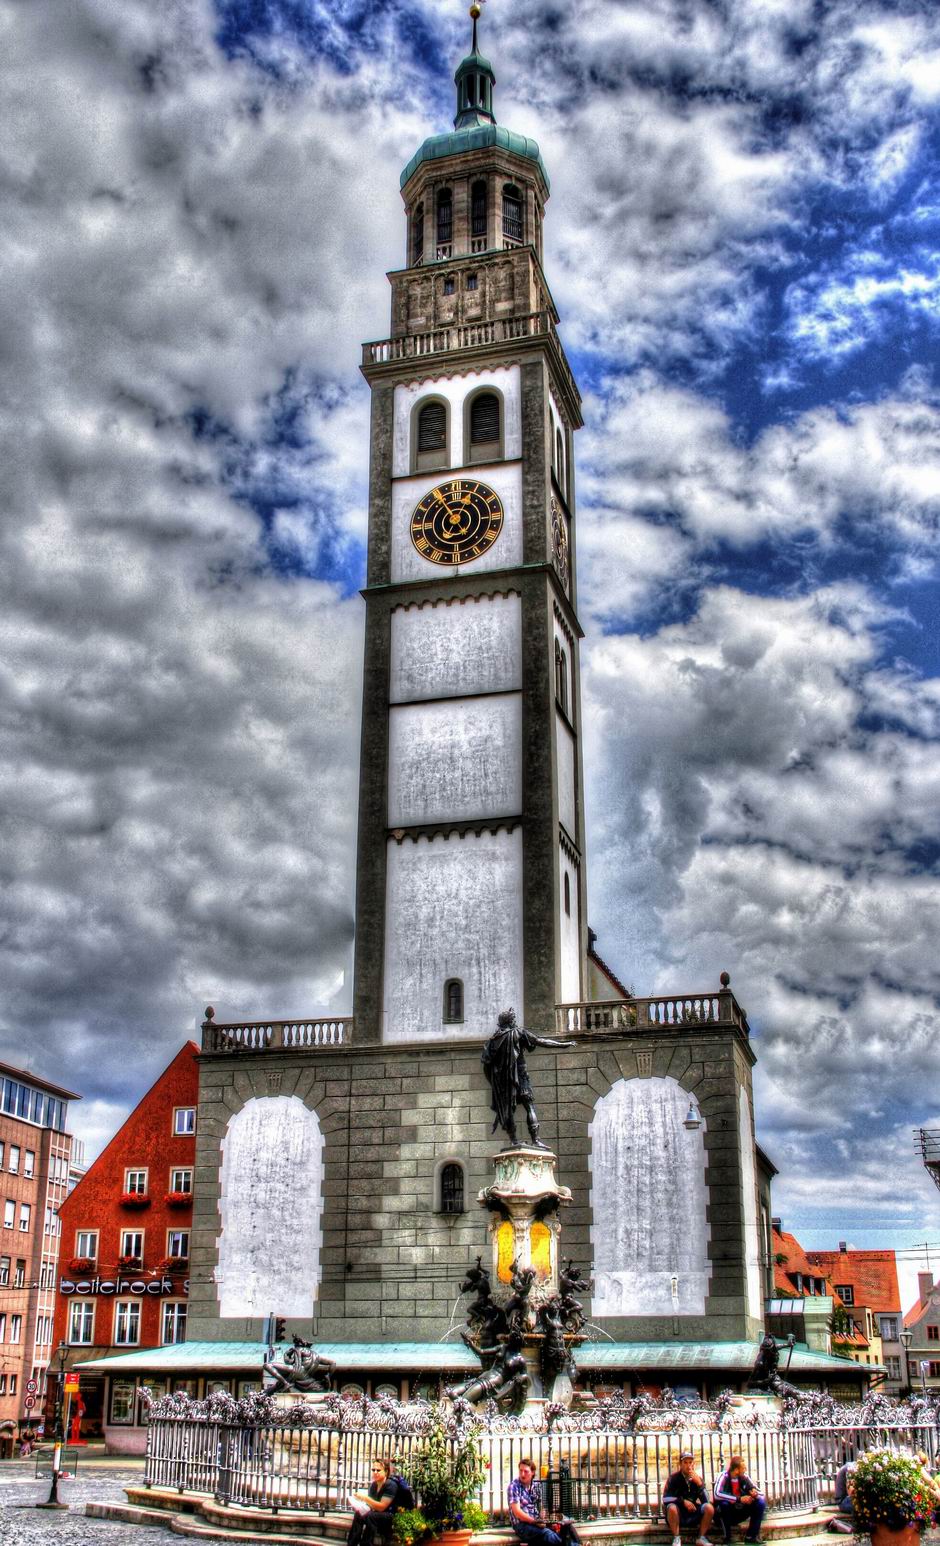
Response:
[68,1258,95,1274]
[119,1193,150,1209]
[870,1525,923,1546]
[436,1531,473,1546]
[164,1192,192,1208]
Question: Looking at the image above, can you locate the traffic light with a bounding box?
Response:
[274,1318,286,1343]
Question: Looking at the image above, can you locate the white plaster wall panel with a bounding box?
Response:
[390,462,523,582]
[738,1086,763,1320]
[389,695,521,827]
[216,1096,323,1318]
[589,1076,711,1317]
[383,827,524,1042]
[556,713,577,837]
[390,594,522,703]
[392,363,522,477]
[559,848,581,1003]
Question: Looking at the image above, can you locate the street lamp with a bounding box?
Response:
[36,1342,69,1511]
[900,1328,913,1395]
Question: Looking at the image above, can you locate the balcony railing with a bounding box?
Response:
[201,1007,352,1054]
[555,987,749,1037]
[362,308,578,407]
[917,1129,940,1193]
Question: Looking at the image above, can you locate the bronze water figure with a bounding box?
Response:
[481,1008,574,1148]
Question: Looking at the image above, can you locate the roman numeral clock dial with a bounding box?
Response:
[410,479,504,565]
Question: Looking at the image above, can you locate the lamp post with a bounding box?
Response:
[36,1342,69,1510]
[900,1328,913,1395]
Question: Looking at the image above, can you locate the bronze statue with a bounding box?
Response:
[537,1294,571,1383]
[559,1259,590,1333]
[481,1008,574,1148]
[446,1330,530,1413]
[749,1331,805,1400]
[504,1260,537,1333]
[458,1256,507,1348]
[262,1334,335,1395]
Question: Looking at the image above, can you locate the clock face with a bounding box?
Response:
[410,479,504,566]
[551,497,569,590]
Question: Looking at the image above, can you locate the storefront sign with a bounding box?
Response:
[59,1276,189,1296]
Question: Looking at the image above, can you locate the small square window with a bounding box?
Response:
[124,1169,148,1195]
[170,1168,193,1194]
[466,274,478,291]
[928,1325,939,1342]
[443,278,455,296]
[76,1231,98,1260]
[173,1108,196,1137]
[167,1230,190,1259]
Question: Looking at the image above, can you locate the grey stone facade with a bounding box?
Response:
[188,1012,764,1348]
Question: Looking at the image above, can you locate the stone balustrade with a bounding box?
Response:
[362,308,578,407]
[555,987,749,1038]
[200,1007,352,1054]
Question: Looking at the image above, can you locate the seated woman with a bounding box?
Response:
[348,1459,401,1546]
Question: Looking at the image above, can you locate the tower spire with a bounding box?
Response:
[454,2,496,130]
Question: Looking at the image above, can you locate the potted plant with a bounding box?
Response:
[851,1448,936,1546]
[119,1191,150,1208]
[68,1257,95,1274]
[406,1406,488,1546]
[164,1191,191,1208]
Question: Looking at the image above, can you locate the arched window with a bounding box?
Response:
[443,977,464,1023]
[556,429,565,489]
[412,204,424,266]
[555,639,569,716]
[436,188,453,256]
[564,871,571,916]
[467,391,501,463]
[415,399,448,471]
[471,181,487,249]
[439,1162,465,1215]
[502,184,523,245]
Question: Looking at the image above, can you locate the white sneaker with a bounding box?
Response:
[672,1536,681,1546]
[697,1538,713,1546]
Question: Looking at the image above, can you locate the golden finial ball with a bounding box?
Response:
[470,4,482,18]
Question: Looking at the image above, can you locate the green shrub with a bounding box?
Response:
[851,1449,936,1533]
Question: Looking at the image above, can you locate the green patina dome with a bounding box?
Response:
[400,123,550,191]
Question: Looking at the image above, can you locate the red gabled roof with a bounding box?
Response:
[806,1249,901,1313]
[772,1227,841,1299]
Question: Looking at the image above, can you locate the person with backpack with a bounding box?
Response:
[348,1458,407,1546]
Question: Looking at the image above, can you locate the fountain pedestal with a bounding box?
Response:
[478,1145,571,1305]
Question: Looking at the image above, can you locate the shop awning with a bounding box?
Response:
[74,1340,482,1375]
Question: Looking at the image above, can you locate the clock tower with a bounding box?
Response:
[353,4,586,1046]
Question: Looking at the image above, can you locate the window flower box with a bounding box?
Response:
[118,1254,142,1269]
[119,1192,150,1208]
[164,1192,192,1208]
[68,1257,95,1274]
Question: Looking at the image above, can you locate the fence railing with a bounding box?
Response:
[556,990,749,1038]
[144,1419,940,1519]
[362,310,579,409]
[201,1008,353,1054]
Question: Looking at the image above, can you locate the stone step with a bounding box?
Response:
[86,1502,190,1529]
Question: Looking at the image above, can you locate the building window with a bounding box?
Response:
[930,1362,940,1378]
[69,1300,94,1345]
[0,1256,8,1285]
[14,1259,25,1287]
[468,391,501,461]
[167,1230,190,1260]
[836,1284,854,1306]
[0,1143,3,1167]
[170,1169,193,1194]
[173,1108,196,1136]
[502,183,523,244]
[466,273,478,291]
[564,871,571,916]
[162,1302,188,1345]
[76,1231,98,1260]
[443,277,455,296]
[555,640,569,715]
[124,1169,147,1195]
[10,1314,21,1343]
[439,1162,465,1215]
[120,1231,143,1262]
[436,188,453,255]
[23,1150,34,1178]
[110,1379,137,1425]
[8,1373,16,1394]
[0,1375,5,1394]
[443,978,464,1024]
[114,1301,141,1346]
[880,1316,898,1340]
[417,398,448,469]
[3,1201,13,1229]
[885,1356,901,1380]
[471,180,487,244]
[928,1325,939,1342]
[412,202,424,265]
[9,1145,20,1174]
[18,1203,30,1232]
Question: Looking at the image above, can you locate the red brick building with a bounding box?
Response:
[0,1063,78,1454]
[52,1043,198,1442]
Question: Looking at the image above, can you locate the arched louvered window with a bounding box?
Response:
[556,429,565,488]
[414,399,448,470]
[471,181,487,245]
[564,872,571,916]
[440,1162,465,1215]
[412,204,424,266]
[555,639,569,715]
[443,978,464,1023]
[502,184,523,244]
[468,391,501,463]
[437,188,453,255]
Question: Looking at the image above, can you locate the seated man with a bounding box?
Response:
[663,1451,715,1546]
[348,1459,401,1546]
[509,1458,561,1546]
[713,1455,765,1545]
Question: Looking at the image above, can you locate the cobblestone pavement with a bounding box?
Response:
[0,1459,164,1544]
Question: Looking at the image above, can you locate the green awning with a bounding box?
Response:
[75,1340,481,1375]
[578,1342,878,1375]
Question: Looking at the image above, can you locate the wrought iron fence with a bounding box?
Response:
[146,1418,931,1519]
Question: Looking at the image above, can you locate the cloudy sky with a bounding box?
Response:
[3,0,939,1286]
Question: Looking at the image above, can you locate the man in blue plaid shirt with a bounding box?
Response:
[509,1459,560,1546]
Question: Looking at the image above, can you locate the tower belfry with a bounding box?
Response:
[354,2,586,1046]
